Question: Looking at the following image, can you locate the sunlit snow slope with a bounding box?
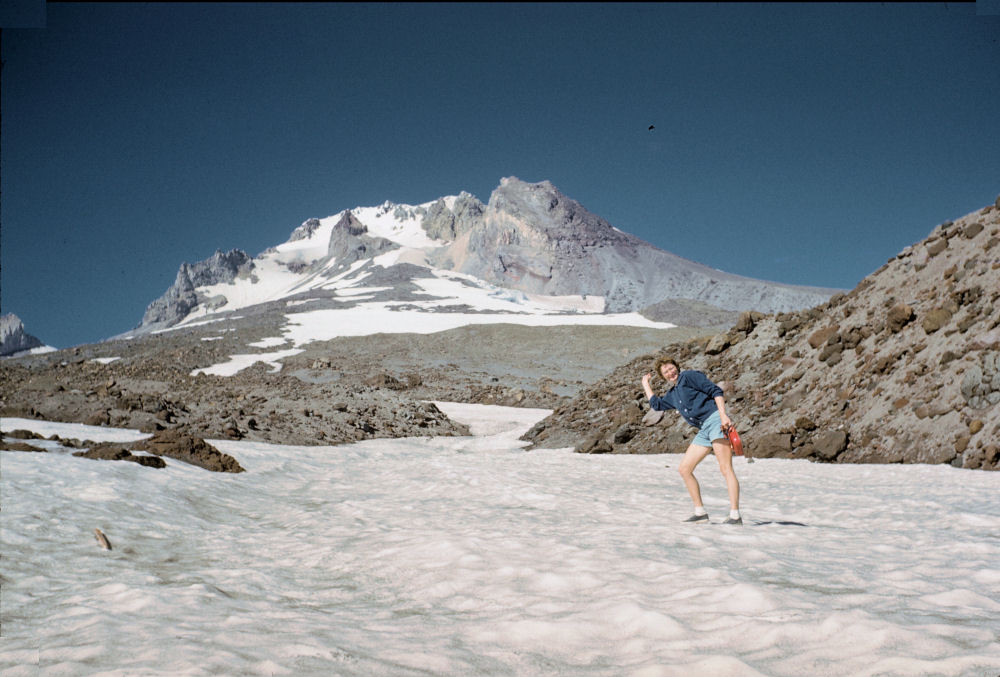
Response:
[2,407,998,676]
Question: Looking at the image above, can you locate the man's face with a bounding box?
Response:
[659,363,679,383]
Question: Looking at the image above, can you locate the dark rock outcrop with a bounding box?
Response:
[323,210,398,275]
[133,428,245,473]
[139,249,253,330]
[421,192,484,241]
[74,442,168,468]
[1,314,44,356]
[1,441,48,452]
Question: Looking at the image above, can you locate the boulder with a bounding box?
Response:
[779,315,803,336]
[750,433,792,458]
[963,444,999,470]
[642,409,665,426]
[960,352,1000,409]
[808,326,839,349]
[921,307,952,334]
[75,442,130,460]
[365,372,406,390]
[795,417,817,431]
[85,410,111,426]
[887,304,914,333]
[580,436,613,454]
[813,430,848,461]
[818,342,843,363]
[5,429,44,440]
[705,333,730,355]
[962,222,984,239]
[575,433,607,454]
[612,424,637,444]
[735,311,764,334]
[913,442,959,466]
[926,238,948,256]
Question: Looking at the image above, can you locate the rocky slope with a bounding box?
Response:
[1,317,707,447]
[1,314,44,356]
[522,198,1000,470]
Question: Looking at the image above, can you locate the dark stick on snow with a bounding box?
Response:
[94,528,112,550]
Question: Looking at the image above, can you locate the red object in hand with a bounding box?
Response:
[726,427,744,456]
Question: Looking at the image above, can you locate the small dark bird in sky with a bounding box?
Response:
[648,125,655,131]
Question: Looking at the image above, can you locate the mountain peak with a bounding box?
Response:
[1,313,45,356]
[487,177,615,242]
[333,210,368,238]
[490,176,561,211]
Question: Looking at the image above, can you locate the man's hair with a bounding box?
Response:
[653,357,679,380]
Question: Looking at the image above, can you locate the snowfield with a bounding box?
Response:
[2,405,998,676]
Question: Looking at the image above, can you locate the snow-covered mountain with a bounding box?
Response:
[131,177,838,338]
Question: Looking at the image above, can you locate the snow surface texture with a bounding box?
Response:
[2,407,999,676]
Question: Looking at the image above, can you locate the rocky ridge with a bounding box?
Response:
[1,314,44,356]
[522,198,1000,470]
[140,249,253,330]
[322,210,399,276]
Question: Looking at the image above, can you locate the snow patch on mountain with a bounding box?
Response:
[191,348,304,377]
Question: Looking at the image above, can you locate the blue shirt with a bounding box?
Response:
[649,370,723,428]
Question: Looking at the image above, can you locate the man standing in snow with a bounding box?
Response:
[641,357,742,525]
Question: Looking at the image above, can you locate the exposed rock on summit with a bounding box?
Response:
[421,192,484,241]
[139,249,253,330]
[522,198,1000,470]
[324,210,398,275]
[1,314,44,357]
[430,177,839,314]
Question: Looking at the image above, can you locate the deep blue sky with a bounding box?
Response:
[3,3,998,349]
